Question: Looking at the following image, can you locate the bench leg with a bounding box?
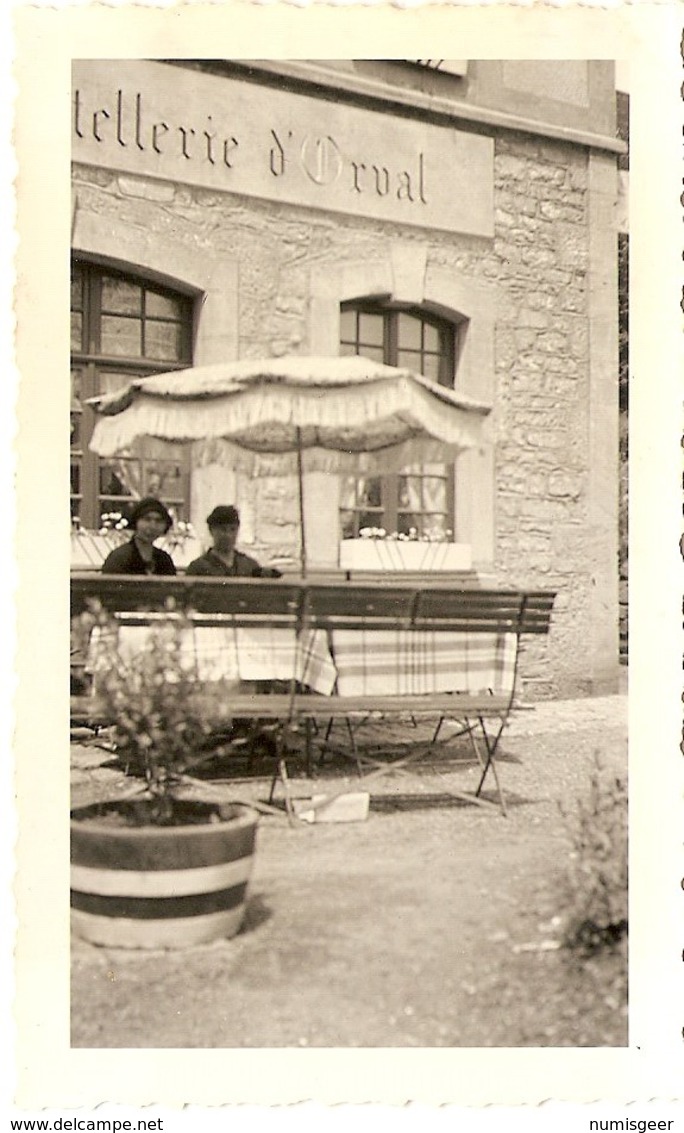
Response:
[268,757,298,827]
[315,716,336,765]
[304,716,314,778]
[468,715,508,817]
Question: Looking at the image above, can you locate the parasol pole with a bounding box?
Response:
[295,426,307,578]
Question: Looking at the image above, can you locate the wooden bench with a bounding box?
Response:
[70,574,555,815]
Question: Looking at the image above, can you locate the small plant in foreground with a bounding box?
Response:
[560,751,628,954]
[81,600,235,823]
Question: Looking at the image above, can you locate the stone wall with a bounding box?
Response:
[72,122,620,697]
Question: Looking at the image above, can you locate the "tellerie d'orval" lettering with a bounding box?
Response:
[73,88,239,167]
[73,86,428,206]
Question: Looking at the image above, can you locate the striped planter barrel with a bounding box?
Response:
[71,801,258,949]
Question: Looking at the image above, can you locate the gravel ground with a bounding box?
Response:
[70,694,627,1049]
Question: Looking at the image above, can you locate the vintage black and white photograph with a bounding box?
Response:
[67,56,628,1046]
[8,1,682,1116]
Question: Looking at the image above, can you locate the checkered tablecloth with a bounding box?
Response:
[87,624,517,702]
[330,630,518,698]
[87,624,337,696]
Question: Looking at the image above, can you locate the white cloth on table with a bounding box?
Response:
[87,624,337,696]
[329,629,517,698]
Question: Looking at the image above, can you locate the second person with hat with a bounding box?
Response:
[186,506,281,578]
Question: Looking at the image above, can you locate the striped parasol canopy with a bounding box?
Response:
[88,355,490,573]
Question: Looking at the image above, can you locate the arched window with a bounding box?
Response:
[339,303,460,540]
[71,261,194,528]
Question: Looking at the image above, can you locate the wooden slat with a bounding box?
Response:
[223,693,512,720]
[71,692,512,728]
[412,618,521,633]
[306,586,417,624]
[186,579,303,618]
[70,574,305,619]
[70,574,556,635]
[115,612,298,630]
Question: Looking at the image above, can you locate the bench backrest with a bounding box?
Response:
[71,573,555,637]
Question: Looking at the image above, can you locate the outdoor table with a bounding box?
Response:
[87,620,337,695]
[329,628,517,697]
[87,620,516,700]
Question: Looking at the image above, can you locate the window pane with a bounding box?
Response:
[397,349,421,372]
[422,475,447,512]
[339,309,357,343]
[421,354,440,381]
[399,475,421,510]
[396,513,419,535]
[99,461,136,497]
[397,313,422,350]
[146,290,184,319]
[141,460,183,499]
[145,319,183,361]
[71,367,83,408]
[70,461,80,495]
[339,341,358,357]
[359,511,383,530]
[71,266,83,311]
[70,413,81,450]
[359,477,382,507]
[424,323,440,352]
[355,345,384,364]
[358,312,384,347]
[101,315,142,357]
[71,312,83,352]
[101,277,142,315]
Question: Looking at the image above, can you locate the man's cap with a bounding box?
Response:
[207,505,240,527]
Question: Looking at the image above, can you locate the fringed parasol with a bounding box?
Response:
[88,356,489,575]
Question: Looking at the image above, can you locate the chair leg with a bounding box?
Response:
[472,716,508,817]
[345,716,364,776]
[268,756,298,826]
[432,716,445,744]
[317,716,336,764]
[304,716,314,778]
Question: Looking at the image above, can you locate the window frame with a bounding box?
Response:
[339,301,458,541]
[71,260,195,529]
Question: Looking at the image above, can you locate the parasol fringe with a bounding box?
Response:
[89,356,489,416]
[185,438,472,476]
[90,377,486,460]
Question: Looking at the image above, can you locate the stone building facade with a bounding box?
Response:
[70,59,625,698]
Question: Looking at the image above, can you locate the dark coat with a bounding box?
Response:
[185,547,268,578]
[101,538,177,575]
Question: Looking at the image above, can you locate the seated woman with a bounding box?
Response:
[101,496,177,575]
[186,505,281,577]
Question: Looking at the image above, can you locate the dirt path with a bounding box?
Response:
[71,697,627,1048]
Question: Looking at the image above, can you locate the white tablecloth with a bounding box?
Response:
[87,624,337,696]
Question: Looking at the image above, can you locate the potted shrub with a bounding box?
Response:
[71,602,260,950]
